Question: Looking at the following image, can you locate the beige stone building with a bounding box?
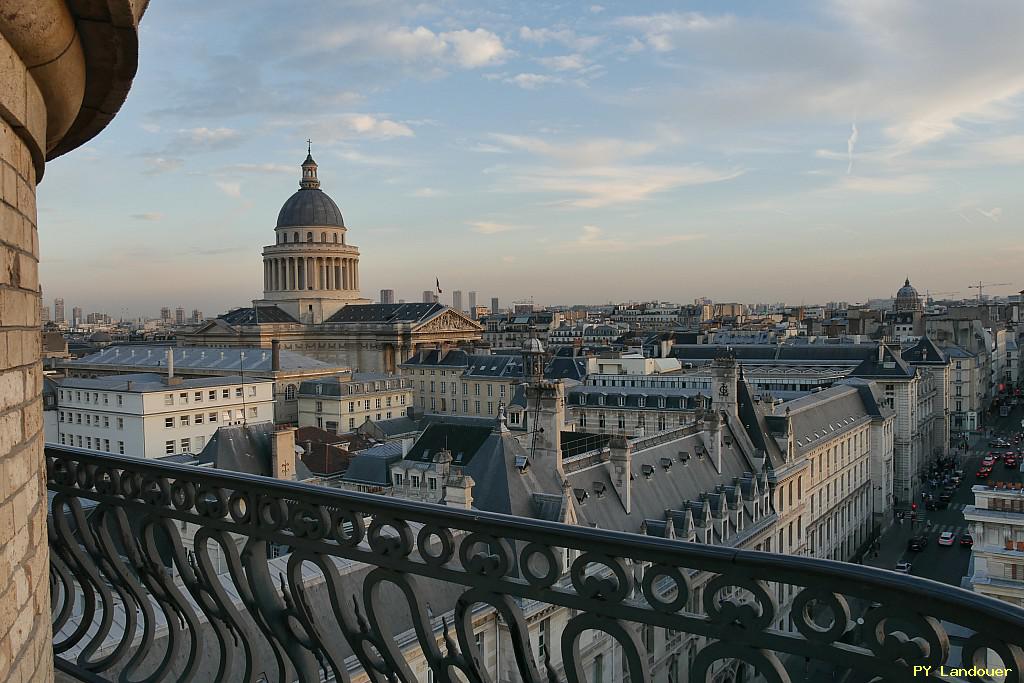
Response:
[296,372,413,434]
[965,484,1024,609]
[185,156,483,373]
[0,2,148,679]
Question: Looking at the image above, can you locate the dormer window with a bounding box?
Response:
[641,464,655,479]
[660,457,673,471]
[593,482,607,497]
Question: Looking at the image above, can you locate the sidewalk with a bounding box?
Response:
[863,515,915,571]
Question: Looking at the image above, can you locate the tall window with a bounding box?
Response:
[285,385,297,400]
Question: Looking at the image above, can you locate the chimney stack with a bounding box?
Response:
[271,427,297,480]
[165,349,182,385]
[271,339,281,371]
[706,411,723,474]
[445,468,475,509]
[607,435,632,513]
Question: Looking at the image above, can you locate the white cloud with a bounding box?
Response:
[550,225,705,252]
[314,25,506,69]
[142,156,183,174]
[515,165,743,208]
[834,175,932,194]
[442,29,508,68]
[412,187,445,198]
[468,220,522,234]
[179,127,241,146]
[490,134,657,166]
[216,181,242,198]
[846,123,858,174]
[342,114,414,139]
[130,212,163,221]
[221,163,293,174]
[506,73,562,90]
[616,12,733,51]
[538,54,588,72]
[977,207,1002,222]
[519,26,601,51]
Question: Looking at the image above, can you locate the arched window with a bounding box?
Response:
[284,384,297,400]
[333,233,338,243]
[279,233,284,243]
[293,232,299,242]
[321,232,326,242]
[306,232,313,242]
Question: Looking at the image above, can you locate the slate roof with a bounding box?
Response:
[220,306,299,325]
[297,373,407,397]
[69,345,329,373]
[341,442,406,485]
[848,345,915,379]
[58,373,267,393]
[398,419,565,517]
[196,422,313,481]
[567,424,766,537]
[774,384,882,454]
[670,343,878,364]
[324,303,444,324]
[901,337,948,365]
[545,356,589,381]
[568,385,709,411]
[276,188,345,228]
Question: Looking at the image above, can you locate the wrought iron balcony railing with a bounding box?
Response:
[47,446,1024,683]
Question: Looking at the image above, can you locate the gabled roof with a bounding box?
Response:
[848,345,915,379]
[325,303,444,324]
[901,336,948,365]
[219,306,298,325]
[197,422,313,481]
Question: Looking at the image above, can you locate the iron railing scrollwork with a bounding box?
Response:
[46,446,1024,682]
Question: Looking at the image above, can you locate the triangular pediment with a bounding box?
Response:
[412,308,484,334]
[192,318,240,336]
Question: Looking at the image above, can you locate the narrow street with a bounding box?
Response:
[866,400,1024,586]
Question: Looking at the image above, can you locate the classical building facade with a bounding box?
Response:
[185,155,483,373]
[259,150,369,323]
[296,372,413,434]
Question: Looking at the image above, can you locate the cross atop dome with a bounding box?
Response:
[300,142,320,190]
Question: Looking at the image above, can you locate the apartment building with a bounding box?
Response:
[296,373,413,433]
[965,484,1024,609]
[50,373,275,458]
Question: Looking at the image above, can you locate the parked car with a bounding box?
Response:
[938,531,955,546]
[960,533,974,548]
[894,562,913,574]
[976,469,991,479]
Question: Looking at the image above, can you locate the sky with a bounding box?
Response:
[38,0,1024,317]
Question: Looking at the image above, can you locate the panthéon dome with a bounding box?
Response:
[275,152,345,228]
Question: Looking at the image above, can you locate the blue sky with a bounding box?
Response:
[38,1,1024,317]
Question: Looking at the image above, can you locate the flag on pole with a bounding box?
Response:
[436,277,442,294]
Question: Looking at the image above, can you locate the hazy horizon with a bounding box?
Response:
[38,1,1024,315]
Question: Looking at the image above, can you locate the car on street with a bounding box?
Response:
[894,562,913,574]
[960,533,974,548]
[976,469,991,479]
[908,535,928,551]
[926,499,947,511]
[938,531,955,546]
[983,457,996,467]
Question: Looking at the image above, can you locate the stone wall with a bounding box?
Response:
[0,27,52,682]
[0,2,147,679]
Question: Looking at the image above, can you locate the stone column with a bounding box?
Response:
[353,260,359,291]
[334,260,341,290]
[0,2,146,680]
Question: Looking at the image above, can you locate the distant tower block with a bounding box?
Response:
[380,289,395,304]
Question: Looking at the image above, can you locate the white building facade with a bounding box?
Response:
[50,373,275,458]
